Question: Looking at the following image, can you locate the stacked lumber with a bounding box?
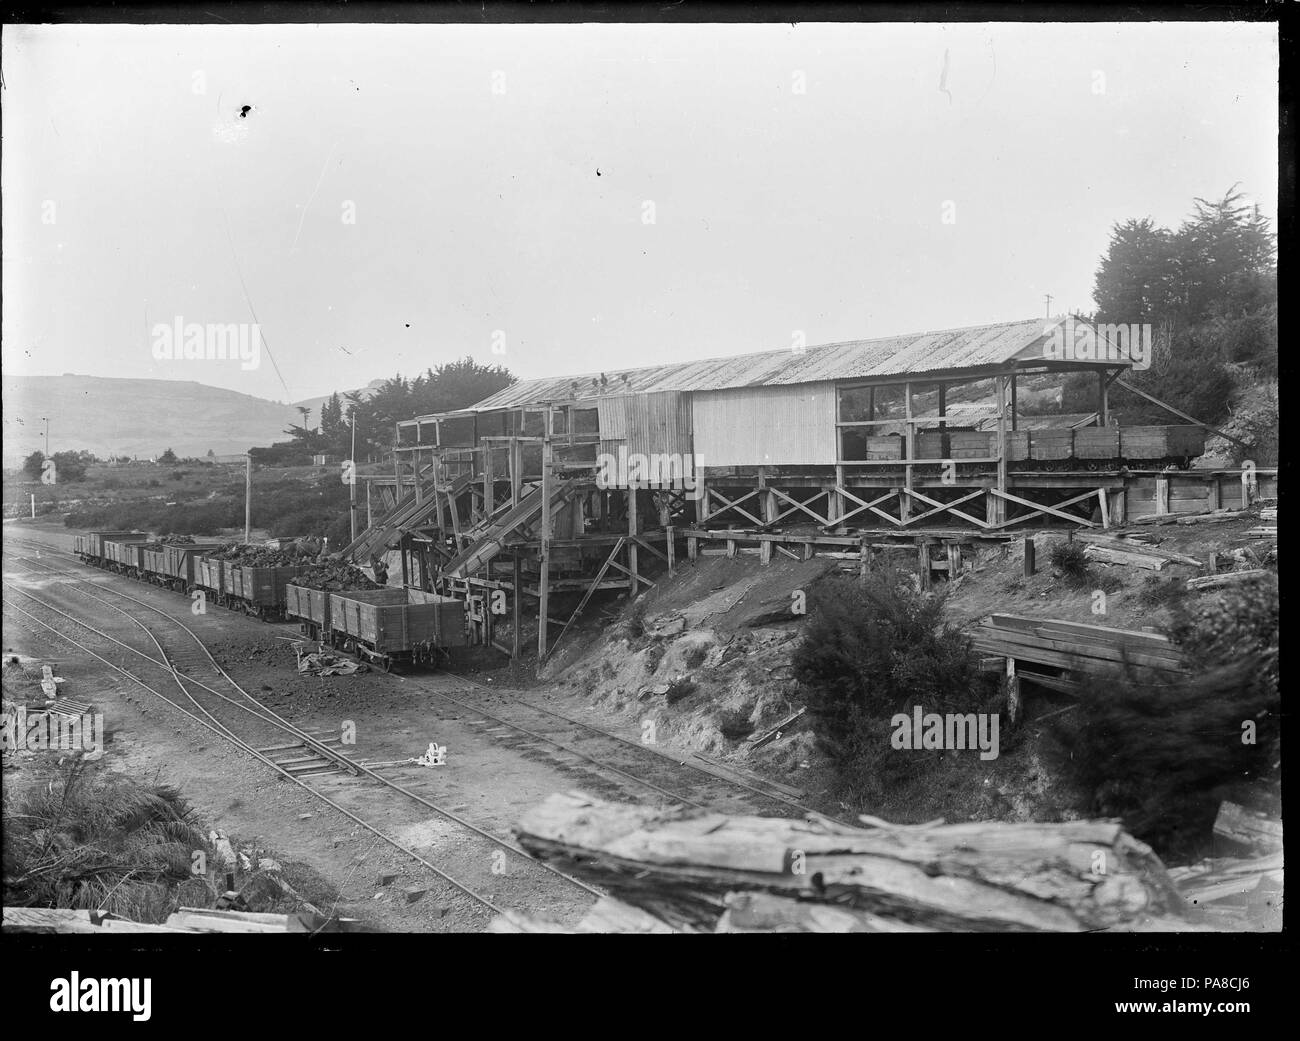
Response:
[969,614,1187,675]
[503,792,1195,933]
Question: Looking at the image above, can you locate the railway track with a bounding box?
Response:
[3,545,603,927]
[8,532,832,819]
[5,531,839,913]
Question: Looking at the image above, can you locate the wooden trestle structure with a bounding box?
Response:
[342,317,1276,662]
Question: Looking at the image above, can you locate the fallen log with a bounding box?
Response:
[1083,545,1169,571]
[1185,569,1271,592]
[512,792,1192,932]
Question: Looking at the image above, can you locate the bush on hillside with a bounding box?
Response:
[1046,574,1278,860]
[791,571,1000,803]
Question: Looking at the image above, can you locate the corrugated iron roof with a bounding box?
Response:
[463,316,1122,412]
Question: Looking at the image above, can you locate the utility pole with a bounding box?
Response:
[1044,293,1053,318]
[41,417,49,457]
[349,410,359,543]
[245,453,252,544]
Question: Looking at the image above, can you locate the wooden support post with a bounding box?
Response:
[1010,372,1018,431]
[510,436,522,508]
[687,536,698,561]
[1156,476,1170,515]
[902,381,914,523]
[858,534,870,583]
[366,480,373,530]
[1097,487,1110,529]
[483,443,494,518]
[511,557,522,659]
[627,488,639,593]
[1023,535,1036,576]
[1098,370,1109,426]
[947,542,961,578]
[697,477,709,525]
[665,525,676,574]
[1207,476,1221,512]
[918,540,931,590]
[993,373,1009,526]
[1005,657,1020,725]
[414,448,422,505]
[537,425,553,659]
[1111,488,1125,525]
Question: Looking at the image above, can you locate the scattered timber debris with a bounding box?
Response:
[749,706,806,748]
[502,792,1196,933]
[1212,801,1283,856]
[3,906,362,934]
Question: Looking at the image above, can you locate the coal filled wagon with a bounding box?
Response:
[143,542,223,592]
[285,583,331,642]
[102,534,151,577]
[222,563,311,620]
[326,588,467,672]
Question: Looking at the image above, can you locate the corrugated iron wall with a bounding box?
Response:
[691,383,838,466]
[597,391,693,461]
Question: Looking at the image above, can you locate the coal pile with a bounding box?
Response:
[293,562,381,591]
[209,543,318,566]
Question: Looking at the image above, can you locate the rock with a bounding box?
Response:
[403,886,427,904]
[376,871,398,886]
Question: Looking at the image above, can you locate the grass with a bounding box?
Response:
[3,761,212,922]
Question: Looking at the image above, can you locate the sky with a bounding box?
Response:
[1,20,1279,404]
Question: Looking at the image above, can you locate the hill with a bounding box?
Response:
[1,374,301,465]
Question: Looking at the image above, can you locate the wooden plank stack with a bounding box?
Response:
[503,792,1196,933]
[968,614,1187,675]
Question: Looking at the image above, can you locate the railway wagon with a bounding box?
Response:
[327,588,467,671]
[141,544,168,584]
[285,583,331,641]
[907,425,1207,470]
[223,564,311,619]
[1119,425,1206,466]
[195,557,226,599]
[81,530,142,564]
[103,535,151,576]
[142,543,222,591]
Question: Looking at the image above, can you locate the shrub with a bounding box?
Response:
[791,570,999,799]
[1048,539,1092,586]
[3,761,211,922]
[716,705,755,740]
[1136,574,1187,609]
[1046,574,1278,860]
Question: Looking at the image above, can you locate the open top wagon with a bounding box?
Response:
[326,588,467,672]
